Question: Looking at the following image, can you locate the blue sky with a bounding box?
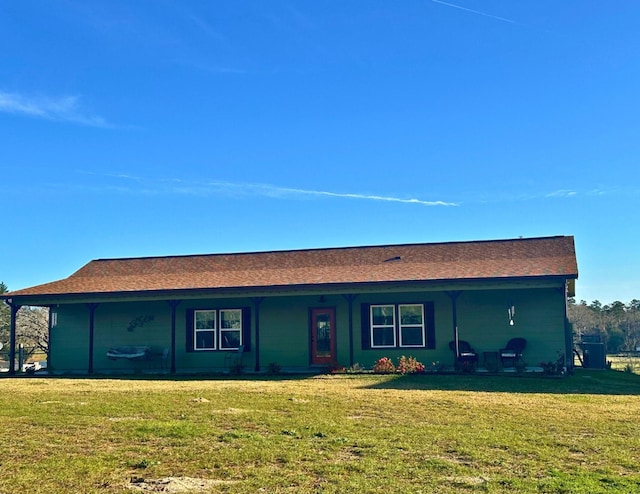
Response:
[0,1,638,304]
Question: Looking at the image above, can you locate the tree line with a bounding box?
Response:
[568,298,640,354]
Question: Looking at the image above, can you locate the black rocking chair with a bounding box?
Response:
[499,338,527,367]
[449,340,478,370]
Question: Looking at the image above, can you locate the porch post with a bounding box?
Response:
[252,297,265,372]
[86,303,99,374]
[445,291,463,366]
[561,282,573,372]
[167,300,181,374]
[47,306,54,373]
[342,294,358,367]
[7,300,21,375]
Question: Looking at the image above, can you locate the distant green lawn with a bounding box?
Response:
[607,354,640,374]
[1,370,640,493]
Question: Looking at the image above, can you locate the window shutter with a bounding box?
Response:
[185,309,194,352]
[361,303,371,349]
[242,307,251,352]
[425,301,436,349]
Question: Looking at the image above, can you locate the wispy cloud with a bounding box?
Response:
[545,189,577,198]
[77,172,458,206]
[228,181,457,206]
[471,187,594,204]
[0,90,113,128]
[431,0,517,25]
[474,184,640,203]
[586,188,608,197]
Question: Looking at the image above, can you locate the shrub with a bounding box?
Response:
[540,353,565,376]
[429,361,447,373]
[328,361,346,374]
[267,362,281,375]
[373,357,395,373]
[396,356,425,375]
[229,362,245,375]
[346,363,366,373]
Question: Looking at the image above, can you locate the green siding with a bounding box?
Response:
[259,297,311,367]
[178,297,253,373]
[257,295,352,368]
[50,304,90,373]
[352,292,452,368]
[456,288,566,366]
[49,281,569,374]
[51,301,172,373]
[93,301,170,372]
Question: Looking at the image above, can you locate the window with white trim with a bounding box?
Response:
[188,307,249,352]
[398,304,425,347]
[370,305,396,348]
[194,310,216,350]
[193,309,244,351]
[368,303,427,349]
[220,309,242,349]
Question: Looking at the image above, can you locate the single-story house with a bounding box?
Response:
[1,235,578,375]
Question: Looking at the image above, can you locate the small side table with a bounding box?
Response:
[483,351,499,369]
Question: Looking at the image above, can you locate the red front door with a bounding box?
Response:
[310,308,336,365]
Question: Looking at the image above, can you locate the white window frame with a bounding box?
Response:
[219,309,243,350]
[370,304,397,349]
[369,303,427,349]
[194,309,217,350]
[193,308,243,351]
[398,304,426,348]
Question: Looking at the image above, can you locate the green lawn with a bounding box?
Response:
[607,354,640,374]
[1,370,640,493]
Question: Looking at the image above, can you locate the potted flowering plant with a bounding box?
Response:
[396,356,425,374]
[373,357,396,373]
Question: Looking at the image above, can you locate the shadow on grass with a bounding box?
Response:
[7,369,640,396]
[360,368,640,395]
[3,372,319,383]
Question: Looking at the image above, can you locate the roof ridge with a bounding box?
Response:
[3,235,577,299]
[89,235,573,263]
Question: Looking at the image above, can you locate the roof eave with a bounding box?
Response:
[0,273,577,306]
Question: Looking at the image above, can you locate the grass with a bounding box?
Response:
[607,354,640,374]
[1,370,640,493]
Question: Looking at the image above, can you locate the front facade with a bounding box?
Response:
[2,236,578,375]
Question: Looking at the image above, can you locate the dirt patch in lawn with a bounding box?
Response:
[127,476,236,492]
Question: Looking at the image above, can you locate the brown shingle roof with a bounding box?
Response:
[3,236,577,298]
